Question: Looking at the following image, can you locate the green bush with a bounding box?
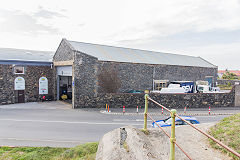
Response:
[222,71,238,80]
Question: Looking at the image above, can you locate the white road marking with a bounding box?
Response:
[136,119,153,122]
[0,118,143,126]
[113,119,152,122]
[195,116,216,117]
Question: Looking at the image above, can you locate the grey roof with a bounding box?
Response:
[68,40,216,68]
[0,48,54,62]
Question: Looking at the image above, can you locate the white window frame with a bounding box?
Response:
[14,66,25,74]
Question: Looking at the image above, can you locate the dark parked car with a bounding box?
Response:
[127,90,144,93]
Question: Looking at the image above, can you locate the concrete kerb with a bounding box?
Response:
[100,110,236,116]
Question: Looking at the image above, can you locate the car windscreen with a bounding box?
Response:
[165,118,172,124]
[163,117,171,122]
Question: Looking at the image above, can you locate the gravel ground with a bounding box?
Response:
[148,123,231,160]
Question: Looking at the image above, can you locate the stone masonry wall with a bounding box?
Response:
[74,87,235,108]
[72,58,218,108]
[97,61,218,93]
[0,64,15,104]
[53,39,74,62]
[0,64,54,105]
[74,51,98,106]
[53,39,75,100]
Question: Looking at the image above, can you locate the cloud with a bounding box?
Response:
[110,0,240,43]
[0,9,62,35]
[113,29,240,70]
[179,42,240,70]
[0,0,239,71]
[33,6,65,19]
[115,29,240,50]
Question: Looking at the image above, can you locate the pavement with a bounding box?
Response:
[100,106,240,116]
[0,101,239,148]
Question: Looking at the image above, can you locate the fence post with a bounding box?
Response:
[170,109,177,160]
[144,94,149,131]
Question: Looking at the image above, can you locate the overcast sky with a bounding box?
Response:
[0,0,240,70]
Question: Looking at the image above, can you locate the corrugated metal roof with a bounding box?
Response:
[0,60,52,66]
[0,48,54,62]
[68,40,216,68]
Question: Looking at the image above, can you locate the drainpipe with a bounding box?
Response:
[72,52,76,109]
[153,66,155,91]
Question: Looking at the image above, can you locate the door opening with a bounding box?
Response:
[205,76,214,87]
[58,76,72,104]
[18,90,25,103]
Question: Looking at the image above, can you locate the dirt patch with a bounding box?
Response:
[96,123,232,160]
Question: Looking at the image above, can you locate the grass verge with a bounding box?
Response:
[208,113,240,160]
[0,142,98,160]
[217,85,233,90]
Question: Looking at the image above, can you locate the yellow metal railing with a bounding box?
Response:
[144,94,240,160]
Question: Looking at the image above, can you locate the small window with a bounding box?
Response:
[14,66,24,74]
[154,80,169,91]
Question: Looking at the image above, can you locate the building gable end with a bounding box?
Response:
[53,39,74,62]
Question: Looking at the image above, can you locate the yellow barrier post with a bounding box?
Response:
[144,94,149,131]
[170,109,177,160]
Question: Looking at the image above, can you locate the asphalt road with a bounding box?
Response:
[0,101,239,148]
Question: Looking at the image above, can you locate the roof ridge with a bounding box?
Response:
[67,40,200,59]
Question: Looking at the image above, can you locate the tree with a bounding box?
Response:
[98,65,121,93]
[222,71,238,80]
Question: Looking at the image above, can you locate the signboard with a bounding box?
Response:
[180,82,194,93]
[39,77,48,94]
[14,77,25,90]
[171,81,194,93]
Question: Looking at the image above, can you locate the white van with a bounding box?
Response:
[160,84,186,93]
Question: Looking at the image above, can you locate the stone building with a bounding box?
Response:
[0,48,54,105]
[0,39,218,108]
[53,39,218,108]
